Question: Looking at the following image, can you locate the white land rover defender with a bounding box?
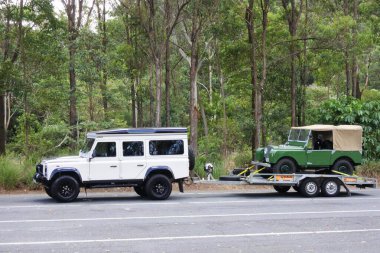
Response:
[33,128,194,202]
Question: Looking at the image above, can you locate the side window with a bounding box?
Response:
[93,142,117,157]
[123,141,144,156]
[149,140,184,155]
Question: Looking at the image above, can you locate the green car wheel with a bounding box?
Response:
[273,158,297,174]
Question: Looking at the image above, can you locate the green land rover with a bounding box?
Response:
[255,125,363,175]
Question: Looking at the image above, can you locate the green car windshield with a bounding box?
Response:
[287,129,310,146]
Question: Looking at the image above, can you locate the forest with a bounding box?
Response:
[0,0,380,189]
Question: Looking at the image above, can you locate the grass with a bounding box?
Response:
[0,155,37,190]
[357,161,380,179]
[1,152,378,191]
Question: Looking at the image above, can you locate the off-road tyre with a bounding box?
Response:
[273,158,297,174]
[188,147,195,171]
[321,178,341,197]
[145,174,172,200]
[231,168,251,176]
[51,175,80,202]
[332,159,354,176]
[299,178,320,198]
[44,187,52,198]
[219,175,242,181]
[134,186,147,197]
[273,185,291,193]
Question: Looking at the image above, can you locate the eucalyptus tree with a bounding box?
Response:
[61,0,94,146]
[0,0,24,155]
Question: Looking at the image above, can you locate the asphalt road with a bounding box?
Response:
[0,187,380,253]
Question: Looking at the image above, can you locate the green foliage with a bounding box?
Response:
[357,161,380,178]
[314,96,380,160]
[233,145,252,167]
[1,0,380,190]
[0,155,36,190]
[361,89,380,102]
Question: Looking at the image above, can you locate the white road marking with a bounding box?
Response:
[1,197,380,209]
[0,202,179,209]
[0,209,379,224]
[1,228,379,246]
[188,196,380,204]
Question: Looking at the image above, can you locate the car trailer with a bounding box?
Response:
[196,162,377,197]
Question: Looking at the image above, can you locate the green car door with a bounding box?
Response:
[306,149,332,167]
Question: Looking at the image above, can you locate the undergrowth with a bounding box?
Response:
[0,155,37,190]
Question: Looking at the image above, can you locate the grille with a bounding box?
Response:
[36,164,43,174]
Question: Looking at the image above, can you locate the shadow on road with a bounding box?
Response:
[30,189,375,204]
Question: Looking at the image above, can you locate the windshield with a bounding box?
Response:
[288,129,310,142]
[80,138,95,157]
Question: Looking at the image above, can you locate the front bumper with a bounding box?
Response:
[33,173,48,186]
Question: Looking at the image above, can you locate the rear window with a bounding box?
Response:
[149,140,184,155]
[123,141,144,156]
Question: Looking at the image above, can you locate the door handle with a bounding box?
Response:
[137,164,144,167]
[110,165,118,168]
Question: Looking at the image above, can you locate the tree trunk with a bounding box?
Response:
[188,1,202,155]
[208,46,213,103]
[246,0,259,158]
[131,78,137,128]
[138,77,144,127]
[88,82,94,121]
[164,0,171,127]
[154,56,162,127]
[343,0,351,97]
[164,38,171,127]
[344,51,351,97]
[63,0,86,148]
[290,32,297,126]
[220,69,227,157]
[0,95,6,155]
[282,0,302,127]
[301,0,308,126]
[68,39,78,144]
[0,0,24,155]
[256,0,269,149]
[96,0,108,119]
[149,64,154,126]
[24,91,29,155]
[189,42,199,155]
[351,0,360,99]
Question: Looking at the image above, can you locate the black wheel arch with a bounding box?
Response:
[49,168,82,185]
[332,157,356,168]
[144,166,174,181]
[272,157,299,171]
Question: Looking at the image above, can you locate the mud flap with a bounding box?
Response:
[178,180,184,193]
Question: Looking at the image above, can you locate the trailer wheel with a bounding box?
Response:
[321,179,340,197]
[299,178,320,197]
[273,185,291,193]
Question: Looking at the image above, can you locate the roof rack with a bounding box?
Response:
[88,127,187,136]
